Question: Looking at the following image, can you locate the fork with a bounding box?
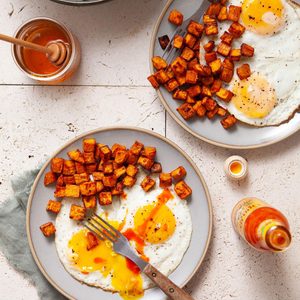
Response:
[84,211,195,300]
[162,0,217,64]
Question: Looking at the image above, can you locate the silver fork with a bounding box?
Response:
[84,211,195,300]
[162,0,216,64]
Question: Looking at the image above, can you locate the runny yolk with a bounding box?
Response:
[230,161,243,175]
[241,0,285,35]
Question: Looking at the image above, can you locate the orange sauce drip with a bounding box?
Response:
[22,23,69,75]
[230,161,242,174]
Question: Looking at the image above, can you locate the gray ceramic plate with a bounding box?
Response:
[50,0,110,6]
[27,127,212,300]
[150,0,300,149]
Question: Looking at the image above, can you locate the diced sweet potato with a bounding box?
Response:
[147,75,160,89]
[75,162,86,174]
[99,192,112,205]
[137,156,154,170]
[201,76,214,86]
[96,181,104,193]
[85,163,97,174]
[158,35,170,50]
[154,70,169,84]
[82,195,97,209]
[203,40,215,52]
[141,176,156,192]
[211,79,222,94]
[112,182,124,196]
[237,64,251,80]
[206,107,219,119]
[111,144,126,158]
[186,70,198,84]
[217,107,227,117]
[63,160,76,176]
[46,200,61,214]
[123,175,137,187]
[220,31,234,45]
[187,21,204,37]
[186,85,201,97]
[44,171,57,186]
[221,114,237,129]
[83,152,95,164]
[103,175,117,188]
[98,145,111,162]
[69,204,86,221]
[174,180,192,199]
[115,150,128,164]
[175,73,186,86]
[159,173,172,188]
[86,232,99,250]
[177,103,196,120]
[217,6,228,21]
[205,24,219,36]
[206,3,222,16]
[171,166,187,181]
[56,175,64,187]
[80,182,97,196]
[151,162,162,173]
[216,88,234,102]
[173,34,184,49]
[203,14,216,25]
[193,101,207,117]
[103,162,113,174]
[205,51,217,64]
[228,22,245,37]
[168,9,184,26]
[173,89,188,101]
[130,141,144,156]
[223,58,234,69]
[202,86,212,97]
[83,138,96,153]
[51,157,64,174]
[220,67,234,83]
[165,78,179,92]
[54,186,66,198]
[181,47,195,61]
[127,151,138,165]
[95,143,105,160]
[152,56,168,70]
[40,222,56,237]
[92,171,104,181]
[228,5,242,22]
[202,97,217,111]
[217,42,231,57]
[186,96,196,105]
[114,166,126,178]
[65,184,80,198]
[126,164,138,177]
[171,57,187,75]
[209,59,223,75]
[241,43,254,57]
[141,147,156,160]
[184,33,197,49]
[63,175,75,185]
[67,149,85,163]
[229,49,241,61]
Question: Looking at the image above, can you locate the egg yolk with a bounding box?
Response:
[241,0,285,35]
[230,161,243,174]
[232,73,277,119]
[68,229,143,300]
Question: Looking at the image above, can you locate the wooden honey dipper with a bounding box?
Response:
[0,33,68,66]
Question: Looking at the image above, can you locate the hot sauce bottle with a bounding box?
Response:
[232,198,291,252]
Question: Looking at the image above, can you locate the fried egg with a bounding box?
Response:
[55,173,192,300]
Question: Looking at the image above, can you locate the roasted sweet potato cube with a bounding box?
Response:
[99,145,112,162]
[237,64,251,80]
[173,34,184,49]
[154,70,169,84]
[241,43,254,57]
[186,70,198,84]
[206,3,222,15]
[217,107,227,117]
[114,150,128,164]
[63,160,76,176]
[114,166,126,178]
[75,162,86,174]
[168,9,183,26]
[184,33,197,49]
[209,59,223,75]
[158,35,170,50]
[186,85,201,97]
[205,24,218,36]
[211,79,222,93]
[63,175,75,185]
[95,143,105,160]
[112,182,124,196]
[205,51,217,63]
[217,42,231,57]
[220,67,234,83]
[96,181,104,193]
[186,96,196,105]
[83,138,96,153]
[67,149,85,163]
[166,66,175,79]
[152,56,168,70]
[151,162,162,173]
[130,141,144,156]
[174,180,192,199]
[175,74,187,86]
[56,175,64,187]
[86,232,99,250]
[127,151,138,165]
[165,79,179,92]
[193,101,207,117]
[46,200,61,214]
[82,195,97,209]
[83,152,95,164]
[181,47,195,61]
[202,97,217,111]
[111,144,126,158]
[54,186,66,198]
[69,204,86,221]
[74,173,89,185]
[123,175,137,187]
[51,157,64,174]
[202,86,212,97]
[92,171,104,181]
[171,57,187,75]
[229,49,241,61]
[217,6,228,21]
[99,192,112,205]
[187,21,204,37]
[80,182,97,196]
[141,176,156,192]
[103,162,113,174]
[103,175,117,188]
[203,14,217,25]
[147,75,160,89]
[228,5,242,22]
[207,107,219,119]
[216,88,234,102]
[141,147,156,160]
[126,164,138,177]
[112,161,122,170]
[173,89,188,101]
[221,114,237,129]
[177,103,196,120]
[203,40,215,52]
[223,58,234,70]
[65,184,80,198]
[40,222,56,237]
[85,163,97,174]
[171,166,187,181]
[193,64,210,77]
[137,156,154,170]
[201,76,214,86]
[159,173,172,188]
[220,31,234,45]
[44,171,57,186]
[228,22,245,37]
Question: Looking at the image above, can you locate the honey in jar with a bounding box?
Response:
[232,198,291,252]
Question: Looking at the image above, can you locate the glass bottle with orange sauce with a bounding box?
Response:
[232,198,291,252]
[12,17,80,84]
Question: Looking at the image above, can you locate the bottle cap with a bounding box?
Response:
[266,225,292,251]
[224,155,248,180]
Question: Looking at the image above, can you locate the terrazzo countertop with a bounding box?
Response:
[0,0,299,299]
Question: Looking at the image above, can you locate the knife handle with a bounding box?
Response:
[143,264,195,300]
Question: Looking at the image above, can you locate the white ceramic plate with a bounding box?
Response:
[150,0,300,149]
[27,127,212,300]
[50,0,110,5]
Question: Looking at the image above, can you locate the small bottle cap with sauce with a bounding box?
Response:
[224,155,248,180]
